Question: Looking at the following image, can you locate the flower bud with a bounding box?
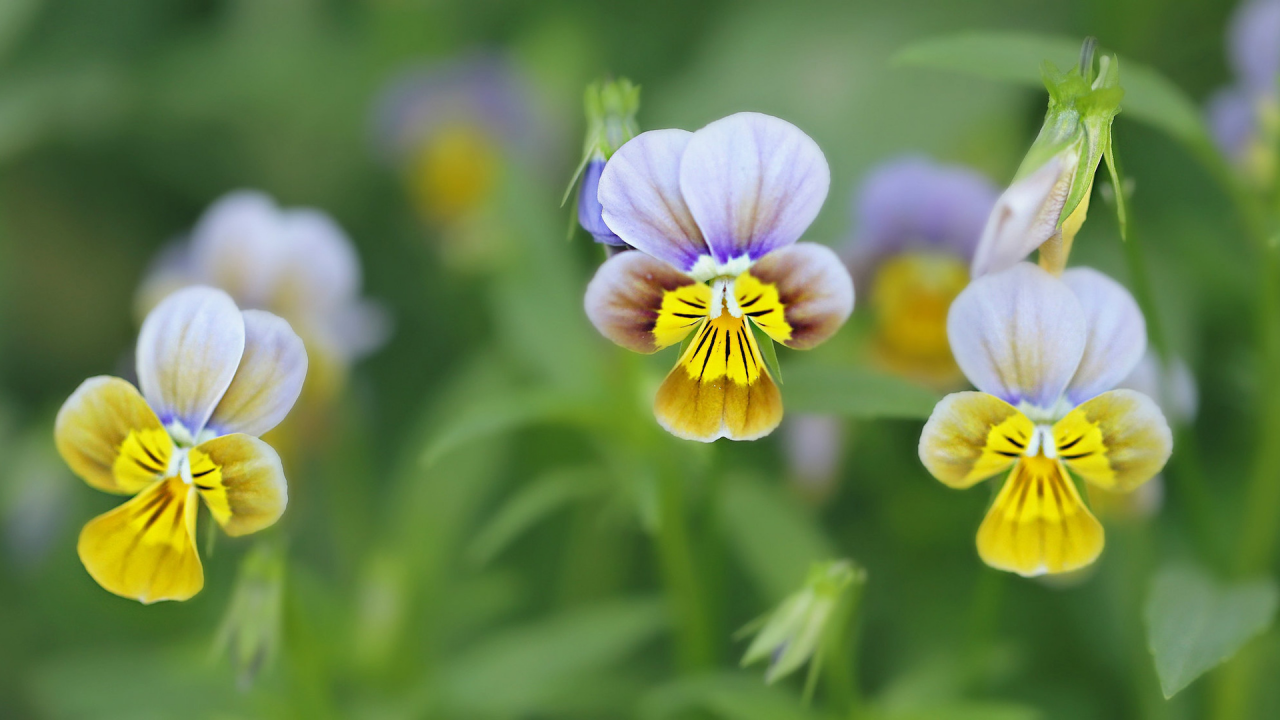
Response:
[741,559,864,683]
[213,540,286,690]
[572,78,640,246]
[972,42,1123,277]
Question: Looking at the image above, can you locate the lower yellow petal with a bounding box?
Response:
[976,456,1104,576]
[195,434,288,537]
[77,477,203,603]
[654,314,781,441]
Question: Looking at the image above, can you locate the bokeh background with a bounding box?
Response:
[0,0,1270,718]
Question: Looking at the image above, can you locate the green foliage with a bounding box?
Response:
[1145,564,1279,698]
[783,363,940,419]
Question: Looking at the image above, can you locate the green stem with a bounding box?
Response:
[655,460,715,672]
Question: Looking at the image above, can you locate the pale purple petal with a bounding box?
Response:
[136,286,246,435]
[970,154,1075,278]
[847,156,998,275]
[1062,267,1147,405]
[189,191,288,308]
[1229,0,1280,92]
[679,112,829,264]
[598,129,710,271]
[277,209,363,312]
[578,157,624,245]
[1207,85,1258,160]
[947,262,1086,409]
[207,311,308,438]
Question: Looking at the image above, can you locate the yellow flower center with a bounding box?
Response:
[870,251,968,384]
[408,122,500,224]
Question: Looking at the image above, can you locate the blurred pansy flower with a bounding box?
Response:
[373,53,537,227]
[1207,0,1280,185]
[846,157,997,385]
[585,112,854,442]
[919,263,1172,576]
[137,191,387,401]
[1090,351,1198,520]
[741,560,863,684]
[972,46,1123,278]
[56,287,303,603]
[571,78,641,247]
[782,414,847,503]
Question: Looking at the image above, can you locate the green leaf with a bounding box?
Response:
[438,597,667,714]
[719,474,836,602]
[466,466,606,567]
[640,673,822,720]
[1145,564,1278,698]
[783,363,940,420]
[893,32,1210,150]
[419,389,594,467]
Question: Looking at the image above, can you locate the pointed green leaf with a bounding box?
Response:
[1145,564,1278,698]
[467,467,605,567]
[719,474,836,602]
[783,363,940,419]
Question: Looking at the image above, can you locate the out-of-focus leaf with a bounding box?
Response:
[892,32,1210,149]
[437,597,667,714]
[0,0,42,64]
[784,363,939,420]
[418,389,595,467]
[867,704,1043,720]
[467,466,606,567]
[0,67,130,162]
[640,673,820,720]
[720,474,836,602]
[1145,564,1278,698]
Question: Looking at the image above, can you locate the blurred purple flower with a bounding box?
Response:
[1207,86,1258,160]
[1228,0,1280,93]
[1208,1,1280,169]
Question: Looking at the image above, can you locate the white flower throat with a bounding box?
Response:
[708,277,742,319]
[1023,425,1058,459]
[164,420,217,485]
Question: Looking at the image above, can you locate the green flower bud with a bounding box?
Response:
[740,559,865,684]
[565,78,642,245]
[213,540,286,690]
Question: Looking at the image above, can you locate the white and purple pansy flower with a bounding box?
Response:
[56,287,306,603]
[919,263,1172,576]
[1206,0,1280,180]
[585,112,854,442]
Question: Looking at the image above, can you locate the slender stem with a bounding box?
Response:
[655,458,715,671]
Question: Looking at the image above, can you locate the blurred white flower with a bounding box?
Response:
[782,414,846,502]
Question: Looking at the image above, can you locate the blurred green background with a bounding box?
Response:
[0,0,1272,718]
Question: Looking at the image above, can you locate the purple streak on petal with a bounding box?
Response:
[1228,0,1280,92]
[845,156,998,279]
[578,157,625,245]
[1206,85,1258,160]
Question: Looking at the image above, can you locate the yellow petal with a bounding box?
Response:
[976,456,1104,576]
[741,243,854,350]
[194,434,288,537]
[1053,389,1173,492]
[654,313,781,441]
[55,376,172,495]
[77,477,203,603]
[918,392,1033,489]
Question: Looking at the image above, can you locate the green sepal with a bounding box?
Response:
[750,322,783,385]
[1104,140,1129,241]
[560,78,641,207]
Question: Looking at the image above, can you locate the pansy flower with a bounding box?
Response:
[1206,0,1280,185]
[846,157,997,385]
[372,52,538,226]
[585,112,854,441]
[137,191,387,402]
[56,287,306,602]
[919,263,1172,576]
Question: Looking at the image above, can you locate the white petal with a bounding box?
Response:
[275,209,362,312]
[679,112,829,265]
[598,129,710,272]
[189,191,288,307]
[947,262,1086,410]
[1061,267,1147,405]
[137,287,246,435]
[970,153,1076,277]
[207,310,308,437]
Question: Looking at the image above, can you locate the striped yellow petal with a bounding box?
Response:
[742,243,854,350]
[1053,389,1173,492]
[77,477,203,603]
[976,456,1104,576]
[654,313,782,441]
[919,392,1033,489]
[55,376,173,495]
[194,434,288,537]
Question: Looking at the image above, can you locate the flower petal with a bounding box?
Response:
[77,477,203,603]
[136,286,246,435]
[578,157,625,245]
[190,191,287,307]
[970,153,1076,277]
[193,434,288,537]
[205,311,308,437]
[919,392,1034,489]
[947,262,1086,409]
[680,112,829,265]
[597,129,710,272]
[1061,267,1147,405]
[273,208,362,314]
[976,457,1104,576]
[585,251,707,353]
[1053,389,1172,493]
[743,242,853,349]
[55,376,172,495]
[654,314,782,441]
